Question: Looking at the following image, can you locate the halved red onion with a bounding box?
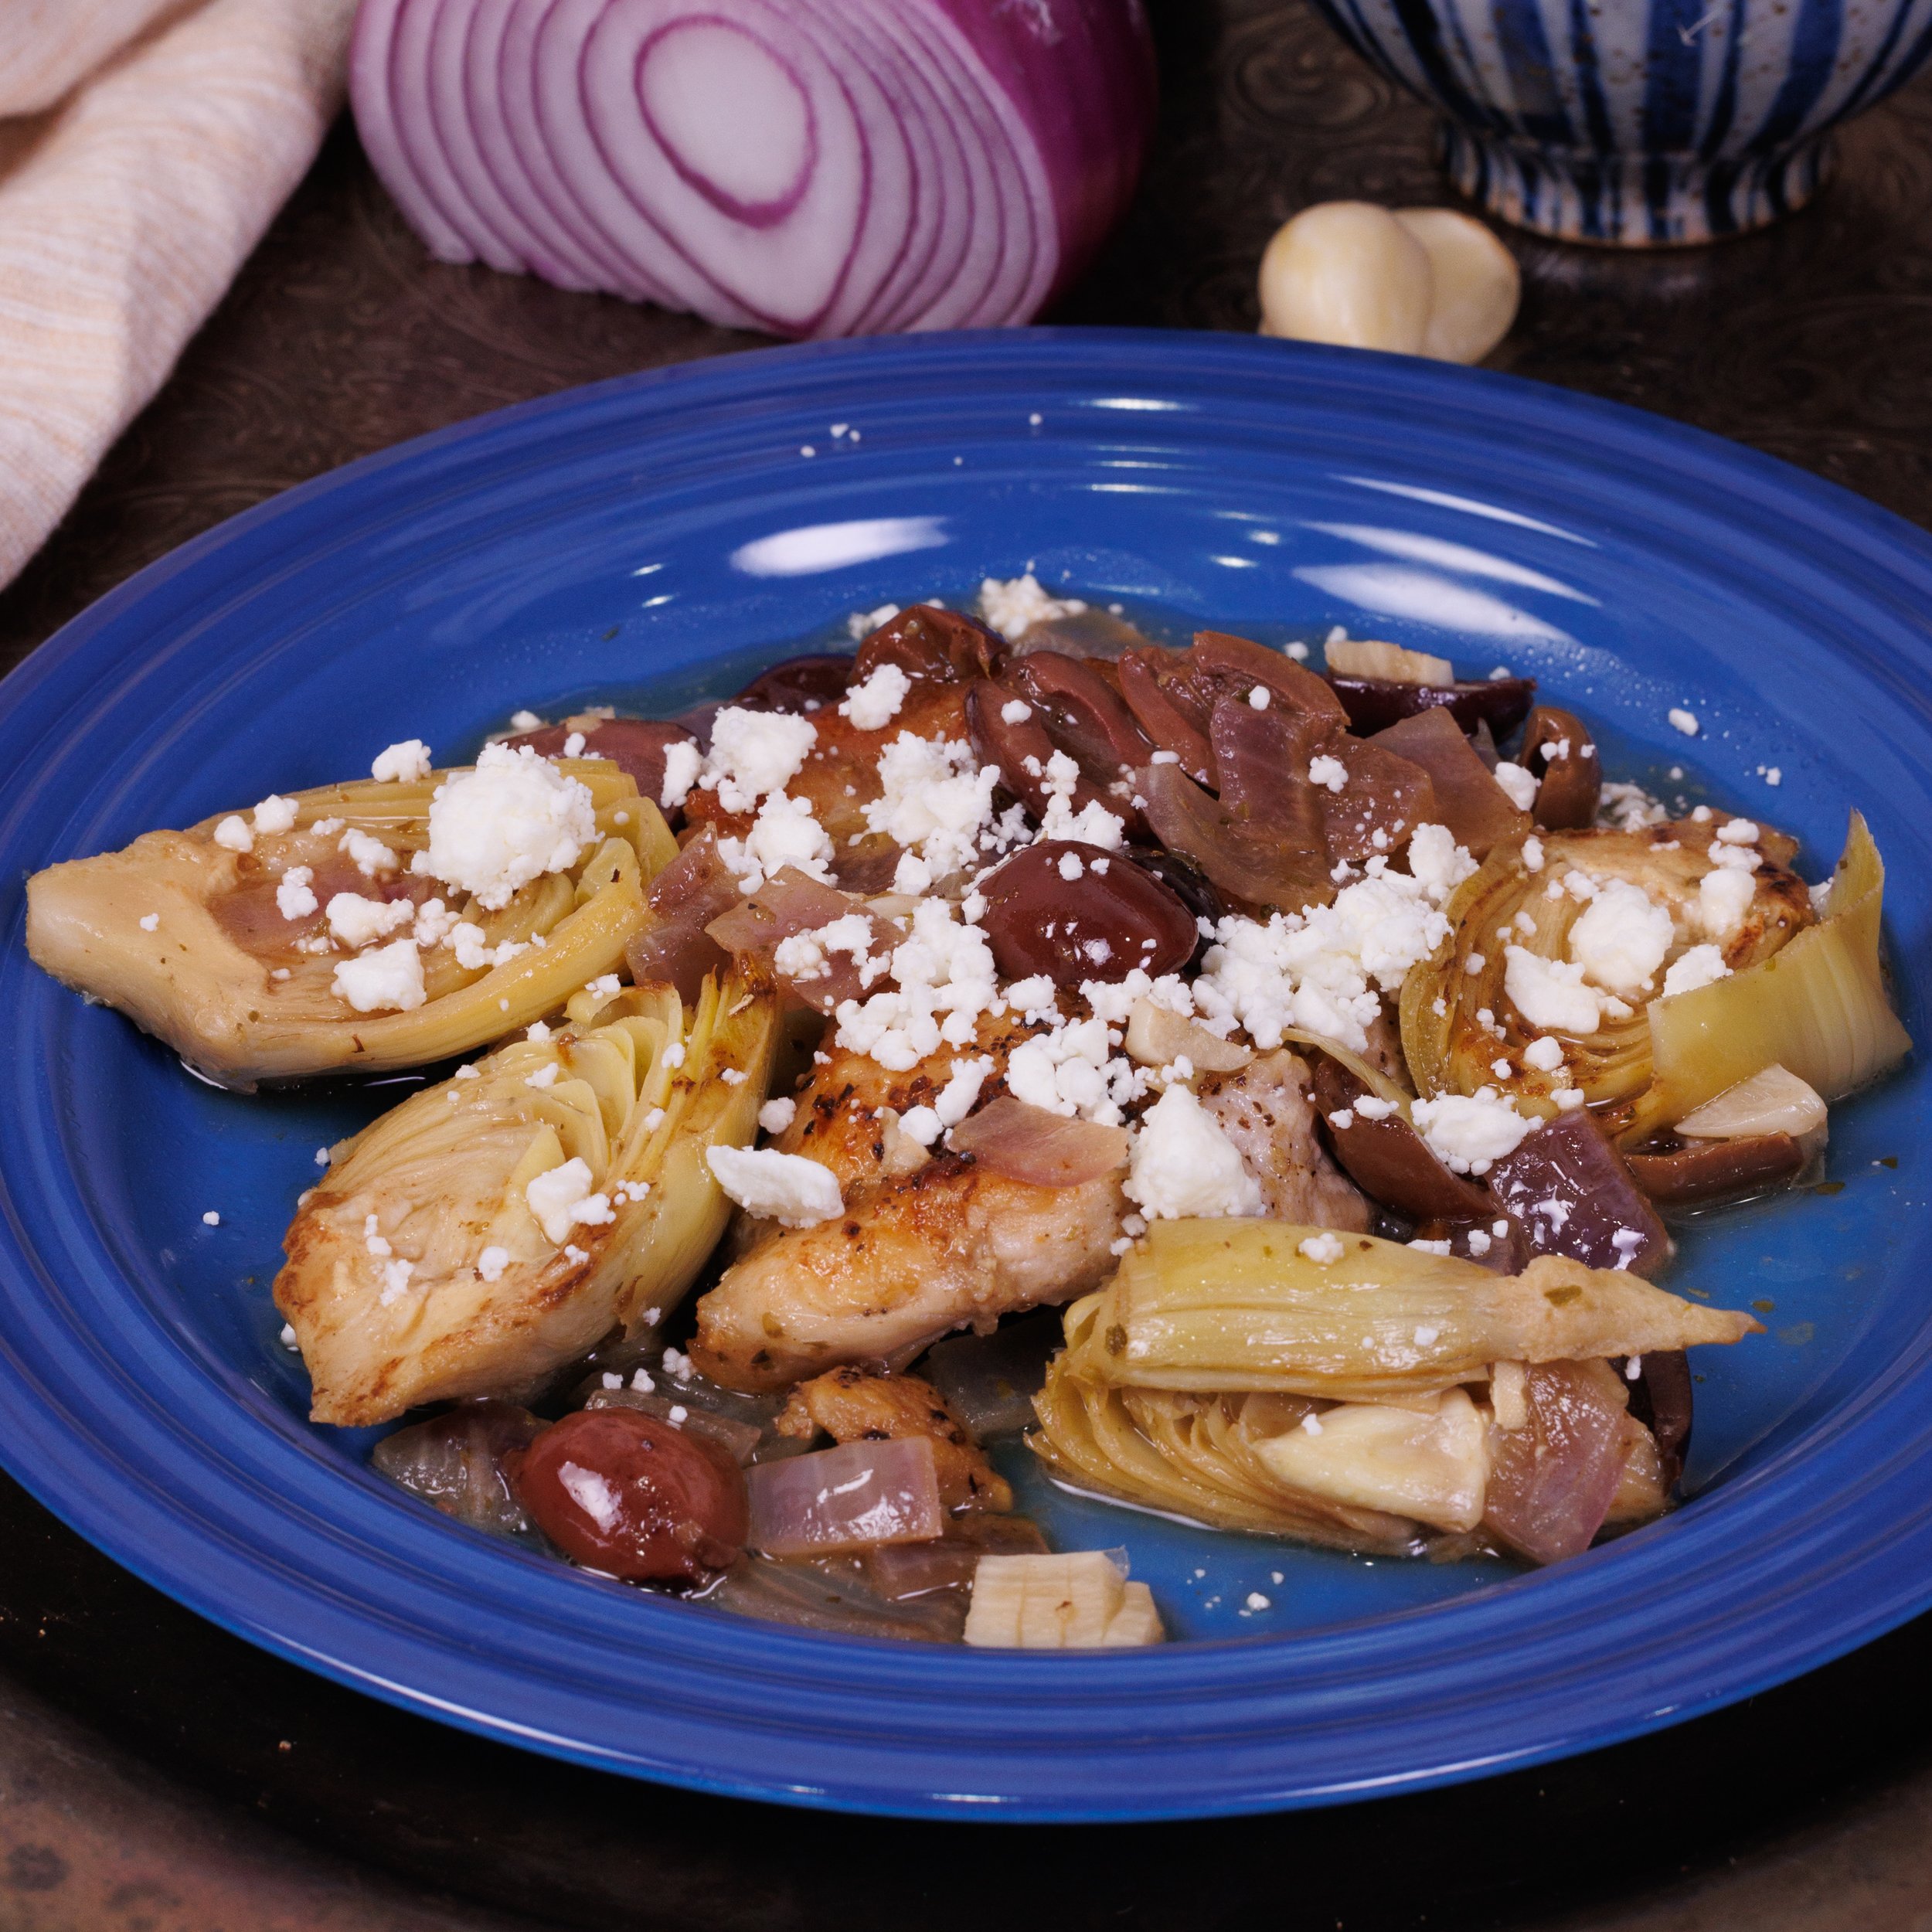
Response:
[351,0,1158,337]
[947,1094,1131,1186]
[745,1437,945,1556]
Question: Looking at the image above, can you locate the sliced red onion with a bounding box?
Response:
[1485,1362,1632,1565]
[745,1437,945,1556]
[947,1095,1130,1187]
[352,0,1158,337]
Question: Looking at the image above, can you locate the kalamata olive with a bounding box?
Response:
[732,653,855,716]
[1139,758,1334,912]
[1371,706,1529,856]
[1005,651,1155,786]
[1325,673,1537,740]
[964,679,1119,828]
[1126,846,1223,966]
[853,604,1004,683]
[1519,706,1601,830]
[505,1407,748,1583]
[1485,1110,1673,1277]
[1191,631,1351,726]
[1117,648,1213,782]
[505,717,695,816]
[1624,1132,1805,1206]
[976,841,1197,986]
[1309,1056,1495,1222]
[1624,1349,1692,1486]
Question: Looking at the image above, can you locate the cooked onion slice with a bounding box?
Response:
[26,760,670,1087]
[276,971,777,1425]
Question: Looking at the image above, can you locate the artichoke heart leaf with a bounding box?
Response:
[1399,821,1814,1139]
[274,968,778,1426]
[24,758,677,1087]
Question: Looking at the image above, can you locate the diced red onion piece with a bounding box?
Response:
[705,867,889,1012]
[947,1096,1131,1186]
[746,1437,945,1556]
[1484,1362,1632,1565]
[351,0,1157,338]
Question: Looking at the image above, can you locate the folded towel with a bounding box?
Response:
[0,0,355,594]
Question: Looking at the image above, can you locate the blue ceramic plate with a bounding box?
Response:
[2,330,1929,1820]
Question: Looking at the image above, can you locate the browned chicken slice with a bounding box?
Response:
[1198,1049,1372,1232]
[775,1366,1012,1512]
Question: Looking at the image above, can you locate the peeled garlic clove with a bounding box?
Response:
[1257,202,1433,355]
[1393,208,1520,364]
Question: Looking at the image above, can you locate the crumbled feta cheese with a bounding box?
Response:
[1521,1034,1566,1073]
[659,739,702,811]
[338,828,399,879]
[253,794,299,834]
[1668,707,1700,736]
[138,912,160,931]
[719,1067,748,1087]
[934,1056,992,1127]
[979,573,1086,639]
[525,1064,559,1090]
[1466,1230,1492,1257]
[1410,1088,1532,1175]
[476,1246,510,1283]
[1057,850,1085,882]
[213,815,253,853]
[838,662,911,730]
[201,1209,221,1226]
[1597,782,1669,832]
[774,912,885,991]
[758,1096,798,1135]
[1568,879,1674,996]
[1035,748,1126,849]
[1299,1232,1344,1264]
[1492,760,1538,811]
[1244,1591,1271,1611]
[724,791,835,889]
[863,733,1002,881]
[1504,945,1602,1033]
[275,866,318,920]
[1406,823,1478,903]
[509,709,543,733]
[1698,866,1755,940]
[1662,943,1732,997]
[1715,818,1759,846]
[325,891,415,949]
[332,937,427,1012]
[696,706,818,814]
[1308,754,1348,794]
[1522,836,1544,872]
[706,1145,844,1227]
[453,1063,480,1080]
[371,740,432,784]
[1552,1087,1586,1110]
[847,602,901,641]
[1000,699,1032,725]
[423,743,595,909]
[447,920,529,972]
[1764,767,1782,787]
[1248,685,1271,712]
[1005,1015,1140,1124]
[524,1157,615,1244]
[562,732,587,758]
[1124,1083,1263,1220]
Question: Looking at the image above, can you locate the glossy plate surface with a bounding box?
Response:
[1,330,1929,1820]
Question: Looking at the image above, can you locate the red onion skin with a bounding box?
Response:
[351,0,1157,336]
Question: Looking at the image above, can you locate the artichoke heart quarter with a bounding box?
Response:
[25,760,675,1087]
[275,972,777,1426]
[1400,821,1813,1140]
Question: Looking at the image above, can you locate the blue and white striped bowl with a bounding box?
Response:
[1310,0,1932,243]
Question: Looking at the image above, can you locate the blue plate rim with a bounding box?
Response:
[2,326,1930,1821]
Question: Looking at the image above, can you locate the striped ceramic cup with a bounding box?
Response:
[1308,0,1932,243]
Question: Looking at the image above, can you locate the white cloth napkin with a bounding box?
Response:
[0,0,356,594]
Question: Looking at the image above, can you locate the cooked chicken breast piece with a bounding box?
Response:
[776,1366,1012,1511]
[1198,1049,1372,1231]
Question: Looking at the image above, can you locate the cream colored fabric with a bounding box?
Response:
[0,0,355,592]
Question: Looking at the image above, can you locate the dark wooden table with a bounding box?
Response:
[5,3,1932,1927]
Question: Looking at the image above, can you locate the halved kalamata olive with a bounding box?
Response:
[964,679,1121,830]
[1371,706,1529,857]
[1412,1213,1531,1275]
[1005,651,1155,787]
[1192,631,1351,726]
[505,1407,748,1583]
[731,653,855,716]
[1127,847,1223,965]
[1008,609,1157,661]
[1117,648,1214,782]
[506,717,696,815]
[1485,1110,1673,1277]
[1624,1349,1692,1486]
[1519,706,1601,830]
[977,841,1196,986]
[371,1398,546,1536]
[1624,1132,1806,1206]
[1325,674,1537,740]
[853,604,1004,683]
[1310,1056,1495,1222]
